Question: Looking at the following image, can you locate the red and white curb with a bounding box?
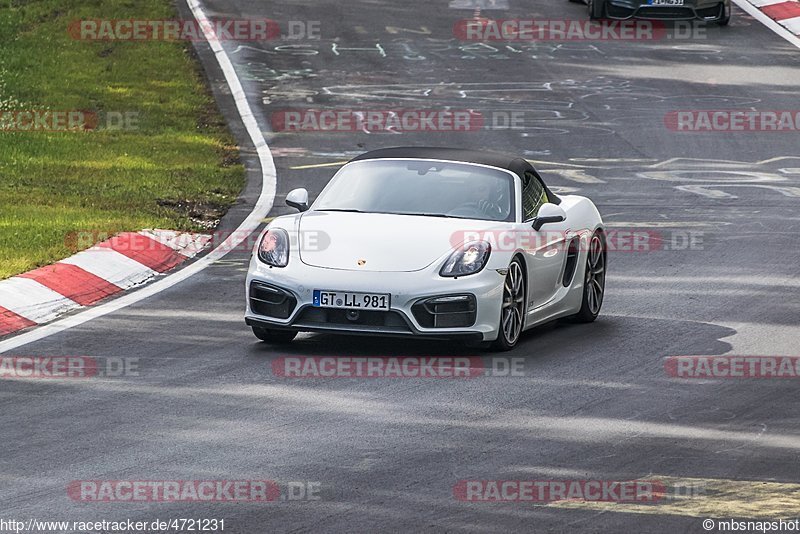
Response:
[0,230,211,337]
[745,0,800,34]
[0,0,276,355]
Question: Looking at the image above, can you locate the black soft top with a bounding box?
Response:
[349,146,560,204]
[349,147,535,180]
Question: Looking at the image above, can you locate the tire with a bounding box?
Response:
[569,231,606,323]
[491,257,526,352]
[252,327,297,344]
[589,0,605,19]
[716,2,731,26]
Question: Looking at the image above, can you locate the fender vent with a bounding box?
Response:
[562,238,580,287]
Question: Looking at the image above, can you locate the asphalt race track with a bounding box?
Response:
[3,0,800,532]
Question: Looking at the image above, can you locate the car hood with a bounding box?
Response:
[297,211,501,272]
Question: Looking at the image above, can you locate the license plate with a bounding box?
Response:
[313,290,391,311]
[649,0,684,5]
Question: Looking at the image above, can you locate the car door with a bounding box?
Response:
[519,171,569,311]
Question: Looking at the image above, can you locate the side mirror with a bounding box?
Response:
[532,203,566,231]
[286,188,309,212]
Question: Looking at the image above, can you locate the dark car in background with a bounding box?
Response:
[574,0,731,25]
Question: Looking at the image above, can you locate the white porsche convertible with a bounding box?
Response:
[245,147,606,351]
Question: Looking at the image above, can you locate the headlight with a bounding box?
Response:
[440,241,491,277]
[257,228,289,267]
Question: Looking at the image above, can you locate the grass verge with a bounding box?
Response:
[0,0,245,279]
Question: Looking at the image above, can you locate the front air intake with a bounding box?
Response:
[249,282,297,319]
[412,294,477,328]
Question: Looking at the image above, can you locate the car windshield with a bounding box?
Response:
[312,159,515,222]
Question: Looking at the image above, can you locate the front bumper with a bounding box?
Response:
[245,255,506,342]
[605,0,728,20]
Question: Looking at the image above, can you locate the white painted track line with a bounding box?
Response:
[0,0,277,354]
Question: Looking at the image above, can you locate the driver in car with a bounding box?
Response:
[471,180,504,219]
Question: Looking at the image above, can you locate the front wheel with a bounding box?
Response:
[569,231,606,323]
[491,258,526,352]
[716,2,731,26]
[589,0,606,19]
[252,327,297,344]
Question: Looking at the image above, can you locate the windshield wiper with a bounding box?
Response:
[315,208,367,213]
[315,209,458,218]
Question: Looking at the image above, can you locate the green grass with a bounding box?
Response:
[0,0,244,279]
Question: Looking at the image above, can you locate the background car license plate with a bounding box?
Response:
[313,290,391,310]
[649,0,684,4]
